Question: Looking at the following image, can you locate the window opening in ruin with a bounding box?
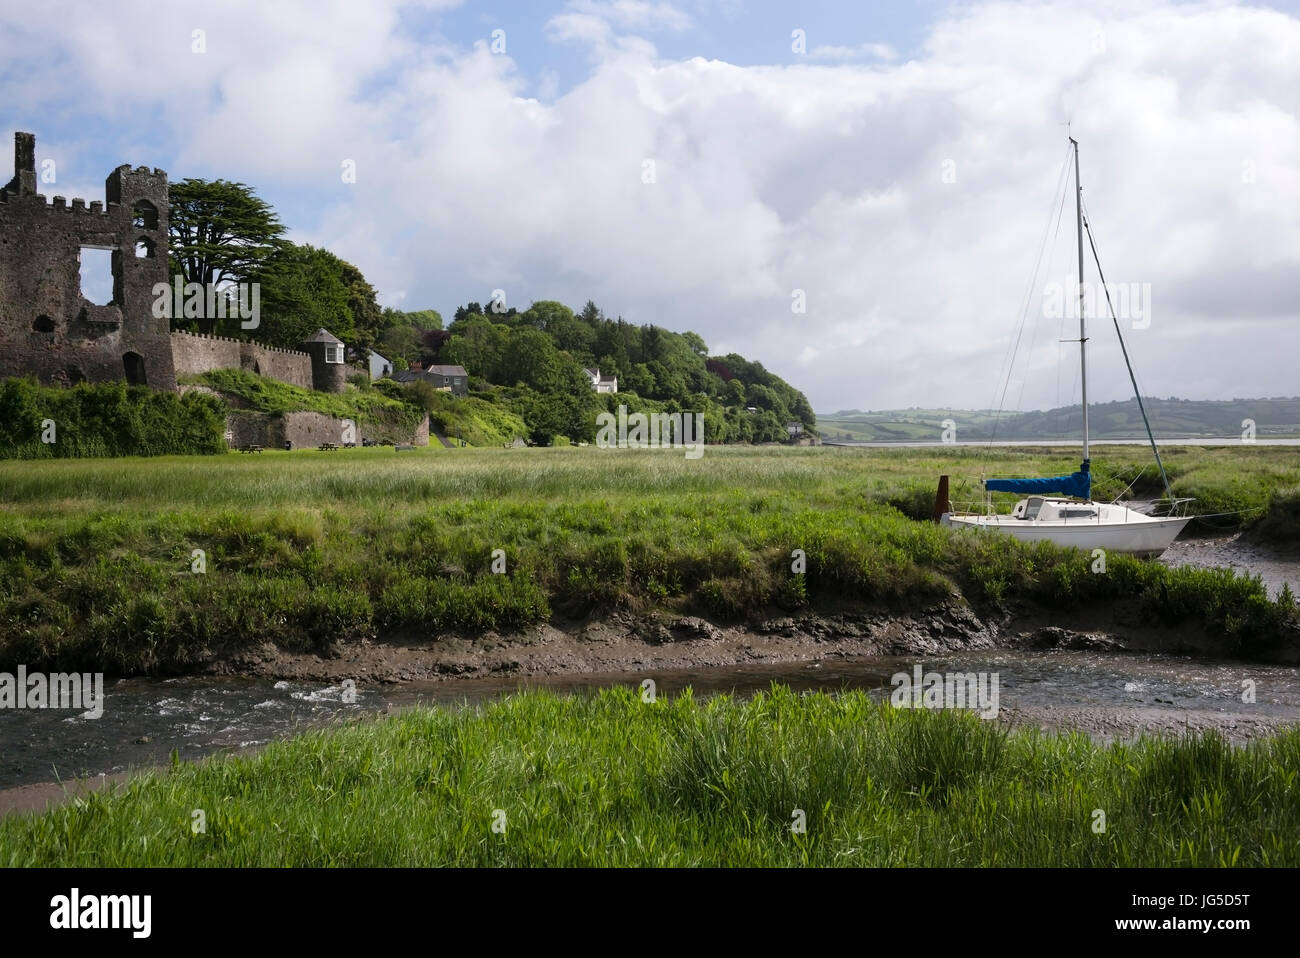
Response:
[33,315,54,332]
[79,247,114,305]
[132,200,158,230]
[135,237,155,259]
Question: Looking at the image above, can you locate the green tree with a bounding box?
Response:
[681,330,708,357]
[443,315,509,381]
[377,323,420,369]
[401,309,444,330]
[520,300,575,332]
[253,243,354,349]
[337,259,382,359]
[167,179,285,334]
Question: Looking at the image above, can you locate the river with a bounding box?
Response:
[2,536,1297,793]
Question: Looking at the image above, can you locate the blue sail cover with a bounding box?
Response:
[984,460,1091,499]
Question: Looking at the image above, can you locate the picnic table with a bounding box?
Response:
[318,442,339,451]
[239,444,263,454]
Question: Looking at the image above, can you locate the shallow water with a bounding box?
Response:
[2,649,1298,789]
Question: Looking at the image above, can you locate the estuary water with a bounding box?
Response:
[3,647,1299,791]
[2,531,1297,793]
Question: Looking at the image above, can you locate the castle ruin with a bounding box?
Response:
[0,132,344,395]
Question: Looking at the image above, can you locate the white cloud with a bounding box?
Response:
[4,0,1298,414]
[809,42,898,61]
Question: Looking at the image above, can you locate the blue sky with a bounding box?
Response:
[3,0,1299,411]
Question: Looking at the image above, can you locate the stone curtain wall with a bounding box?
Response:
[170,331,240,377]
[225,411,430,448]
[170,331,313,389]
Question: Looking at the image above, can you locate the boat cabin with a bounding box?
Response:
[1010,497,1100,521]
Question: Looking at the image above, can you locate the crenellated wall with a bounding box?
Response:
[170,330,313,389]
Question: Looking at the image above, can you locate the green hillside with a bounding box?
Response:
[820,397,1300,442]
[425,299,816,446]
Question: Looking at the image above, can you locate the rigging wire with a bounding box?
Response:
[1014,157,1073,417]
[1080,192,1176,503]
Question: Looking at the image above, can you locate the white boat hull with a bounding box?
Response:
[941,501,1189,557]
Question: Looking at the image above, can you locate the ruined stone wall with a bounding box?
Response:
[225,411,278,448]
[283,411,350,447]
[409,412,430,447]
[0,134,176,390]
[225,411,430,449]
[170,331,313,389]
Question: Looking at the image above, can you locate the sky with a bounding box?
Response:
[2,0,1297,413]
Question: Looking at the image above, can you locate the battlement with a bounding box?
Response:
[1,192,121,216]
[170,329,310,358]
[112,162,167,179]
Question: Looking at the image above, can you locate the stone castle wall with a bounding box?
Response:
[170,330,313,390]
[226,411,430,448]
[0,133,177,390]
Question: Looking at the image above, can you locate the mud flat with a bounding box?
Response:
[205,595,1300,686]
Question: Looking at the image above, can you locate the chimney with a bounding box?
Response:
[6,132,37,196]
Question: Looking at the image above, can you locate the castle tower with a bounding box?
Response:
[104,162,170,342]
[301,328,348,393]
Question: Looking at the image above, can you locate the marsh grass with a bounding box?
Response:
[3,687,1297,867]
[0,445,1295,672]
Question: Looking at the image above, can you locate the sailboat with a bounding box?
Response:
[939,138,1191,558]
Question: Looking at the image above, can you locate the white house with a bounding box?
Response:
[583,367,618,394]
[369,350,393,380]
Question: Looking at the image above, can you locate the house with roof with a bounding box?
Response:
[368,350,392,380]
[583,367,618,394]
[395,363,469,397]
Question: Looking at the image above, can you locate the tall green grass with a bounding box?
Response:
[0,446,1295,673]
[3,688,1296,866]
[0,378,227,459]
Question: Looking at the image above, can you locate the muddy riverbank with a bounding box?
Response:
[162,532,1295,683]
[202,593,1300,687]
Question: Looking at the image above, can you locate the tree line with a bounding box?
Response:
[165,179,815,445]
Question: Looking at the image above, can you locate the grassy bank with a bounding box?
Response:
[185,369,426,439]
[3,687,1298,866]
[418,388,530,446]
[0,378,227,458]
[0,445,1295,673]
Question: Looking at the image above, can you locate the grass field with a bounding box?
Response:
[3,687,1297,866]
[0,444,1296,673]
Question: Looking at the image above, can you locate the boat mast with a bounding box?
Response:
[1071,137,1089,468]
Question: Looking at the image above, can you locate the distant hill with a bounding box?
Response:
[817,397,1300,442]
